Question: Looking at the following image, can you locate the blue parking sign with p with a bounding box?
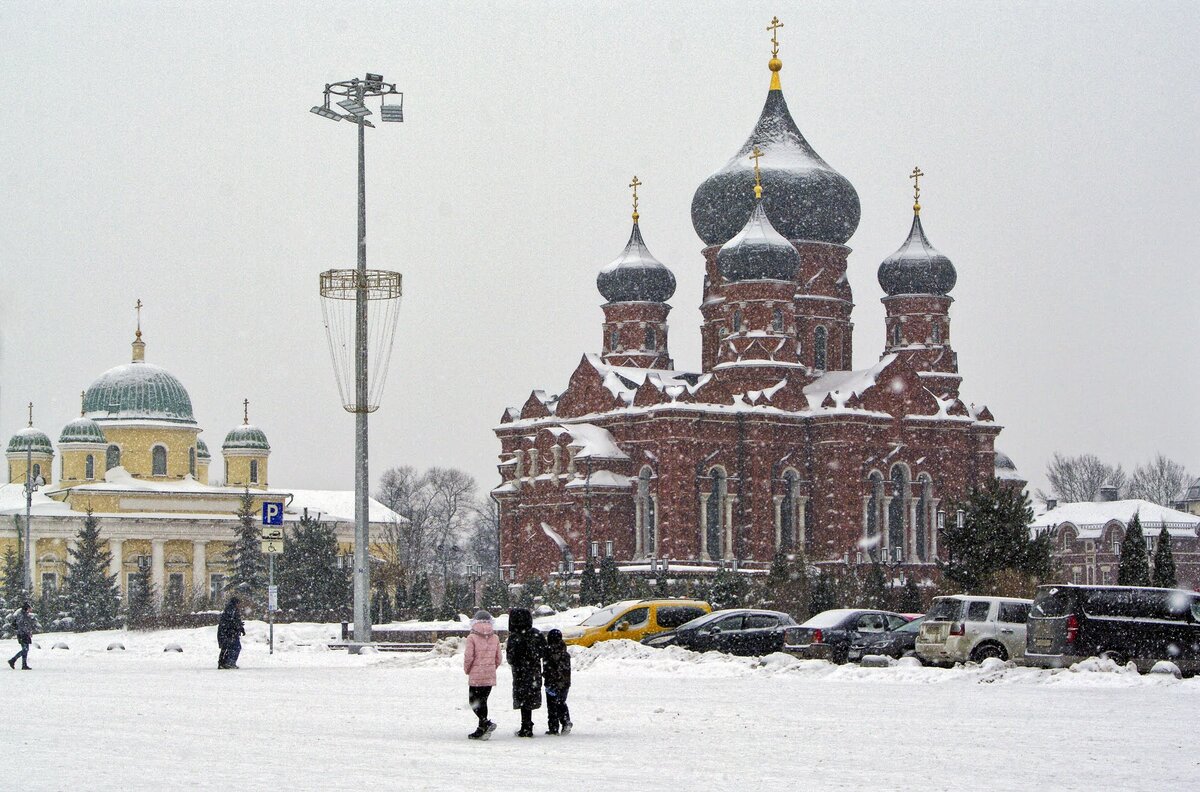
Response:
[262,502,284,526]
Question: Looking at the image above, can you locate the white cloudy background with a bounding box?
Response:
[1,1,1196,500]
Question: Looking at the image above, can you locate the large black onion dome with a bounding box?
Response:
[877,214,957,296]
[691,87,860,246]
[717,200,802,282]
[596,223,676,303]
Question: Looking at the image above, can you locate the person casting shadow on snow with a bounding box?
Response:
[8,603,35,670]
[542,628,573,735]
[463,609,502,740]
[506,607,546,737]
[217,597,245,669]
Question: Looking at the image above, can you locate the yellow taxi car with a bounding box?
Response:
[561,599,712,647]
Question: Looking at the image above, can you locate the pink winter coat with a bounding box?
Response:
[463,620,503,686]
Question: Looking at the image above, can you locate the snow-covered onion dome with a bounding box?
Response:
[716,196,802,282]
[196,438,211,460]
[59,416,106,445]
[7,426,53,455]
[994,449,1024,483]
[877,211,957,296]
[84,333,197,426]
[222,424,270,452]
[596,222,676,304]
[691,52,860,246]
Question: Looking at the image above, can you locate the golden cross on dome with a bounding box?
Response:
[629,175,642,223]
[243,398,250,424]
[910,166,925,214]
[767,16,784,57]
[750,146,765,199]
[135,298,144,339]
[80,391,86,417]
[27,402,33,427]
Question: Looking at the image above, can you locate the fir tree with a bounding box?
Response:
[1152,526,1177,589]
[224,489,267,610]
[410,573,436,621]
[578,563,600,606]
[708,568,750,609]
[860,561,889,609]
[763,551,810,620]
[372,585,394,623]
[437,580,471,620]
[939,479,1052,592]
[276,512,349,613]
[126,564,157,628]
[481,576,510,611]
[394,576,411,617]
[1,546,24,611]
[597,556,628,604]
[896,577,924,613]
[62,510,121,630]
[1117,512,1151,587]
[809,573,836,614]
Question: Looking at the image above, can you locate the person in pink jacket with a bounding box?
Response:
[463,609,502,740]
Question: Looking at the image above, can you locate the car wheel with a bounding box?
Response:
[970,643,1007,663]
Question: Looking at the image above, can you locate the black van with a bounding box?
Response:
[1026,584,1200,675]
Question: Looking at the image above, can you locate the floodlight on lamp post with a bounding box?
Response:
[313,73,405,646]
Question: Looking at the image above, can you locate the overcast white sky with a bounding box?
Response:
[1,1,1197,502]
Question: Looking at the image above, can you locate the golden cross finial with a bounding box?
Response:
[243,398,250,424]
[910,166,925,214]
[27,402,33,428]
[767,16,784,58]
[80,391,86,417]
[135,298,143,339]
[750,146,765,199]
[629,175,642,223]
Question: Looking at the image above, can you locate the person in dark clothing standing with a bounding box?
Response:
[542,628,573,735]
[505,607,546,737]
[7,603,35,670]
[217,597,246,669]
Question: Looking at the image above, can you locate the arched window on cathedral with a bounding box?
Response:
[915,474,932,562]
[705,468,727,561]
[932,322,942,344]
[866,472,883,560]
[106,444,120,471]
[814,326,828,370]
[85,454,94,480]
[32,463,41,481]
[772,308,784,333]
[888,465,909,559]
[732,310,743,334]
[610,326,620,351]
[637,467,656,557]
[645,326,656,351]
[250,459,259,484]
[779,470,800,550]
[152,445,168,476]
[892,323,902,347]
[189,447,196,476]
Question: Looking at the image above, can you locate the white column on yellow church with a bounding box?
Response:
[192,540,208,599]
[109,538,124,593]
[151,538,166,604]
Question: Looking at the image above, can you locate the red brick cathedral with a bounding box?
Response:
[493,30,1023,581]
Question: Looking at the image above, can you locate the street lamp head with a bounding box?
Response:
[310,105,343,122]
[337,98,372,118]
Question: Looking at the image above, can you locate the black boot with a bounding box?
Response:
[468,724,486,740]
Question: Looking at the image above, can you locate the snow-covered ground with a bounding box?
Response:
[4,622,1198,791]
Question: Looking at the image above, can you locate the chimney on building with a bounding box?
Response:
[1098,484,1119,502]
[1046,497,1058,511]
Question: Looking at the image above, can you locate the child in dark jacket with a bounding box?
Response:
[542,628,572,735]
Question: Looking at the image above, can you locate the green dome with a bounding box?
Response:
[59,417,107,445]
[7,427,53,455]
[223,424,270,452]
[196,438,211,459]
[83,362,196,425]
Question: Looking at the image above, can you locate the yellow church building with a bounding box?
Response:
[2,325,400,605]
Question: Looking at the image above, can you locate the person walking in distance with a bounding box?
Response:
[217,596,245,669]
[542,628,573,735]
[7,603,35,670]
[463,609,502,740]
[506,607,546,738]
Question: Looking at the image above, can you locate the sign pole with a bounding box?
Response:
[261,501,285,658]
[269,551,275,655]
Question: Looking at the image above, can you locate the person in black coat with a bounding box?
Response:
[7,603,35,670]
[505,607,546,737]
[542,628,573,735]
[217,597,246,669]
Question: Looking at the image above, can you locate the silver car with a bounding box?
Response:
[915,595,1032,665]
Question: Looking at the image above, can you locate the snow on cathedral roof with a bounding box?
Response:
[1030,499,1200,539]
[556,423,628,461]
[802,354,897,409]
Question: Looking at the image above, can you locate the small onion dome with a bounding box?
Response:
[59,417,106,445]
[196,438,211,460]
[7,427,53,455]
[222,425,270,452]
[596,223,676,304]
[877,214,957,296]
[716,200,802,282]
[691,86,860,246]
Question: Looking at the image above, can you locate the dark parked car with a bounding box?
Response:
[641,609,798,656]
[1026,584,1200,676]
[848,615,926,662]
[787,609,911,664]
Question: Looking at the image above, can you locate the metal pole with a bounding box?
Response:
[23,445,32,596]
[269,551,275,655]
[353,83,372,644]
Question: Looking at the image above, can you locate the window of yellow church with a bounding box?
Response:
[85,454,94,479]
[250,459,259,484]
[106,444,120,471]
[189,447,196,476]
[152,445,168,476]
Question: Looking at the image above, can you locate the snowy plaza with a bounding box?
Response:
[5,621,1198,792]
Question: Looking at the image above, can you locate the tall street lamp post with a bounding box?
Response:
[314,74,405,645]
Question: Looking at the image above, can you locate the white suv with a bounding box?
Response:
[915,595,1032,665]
